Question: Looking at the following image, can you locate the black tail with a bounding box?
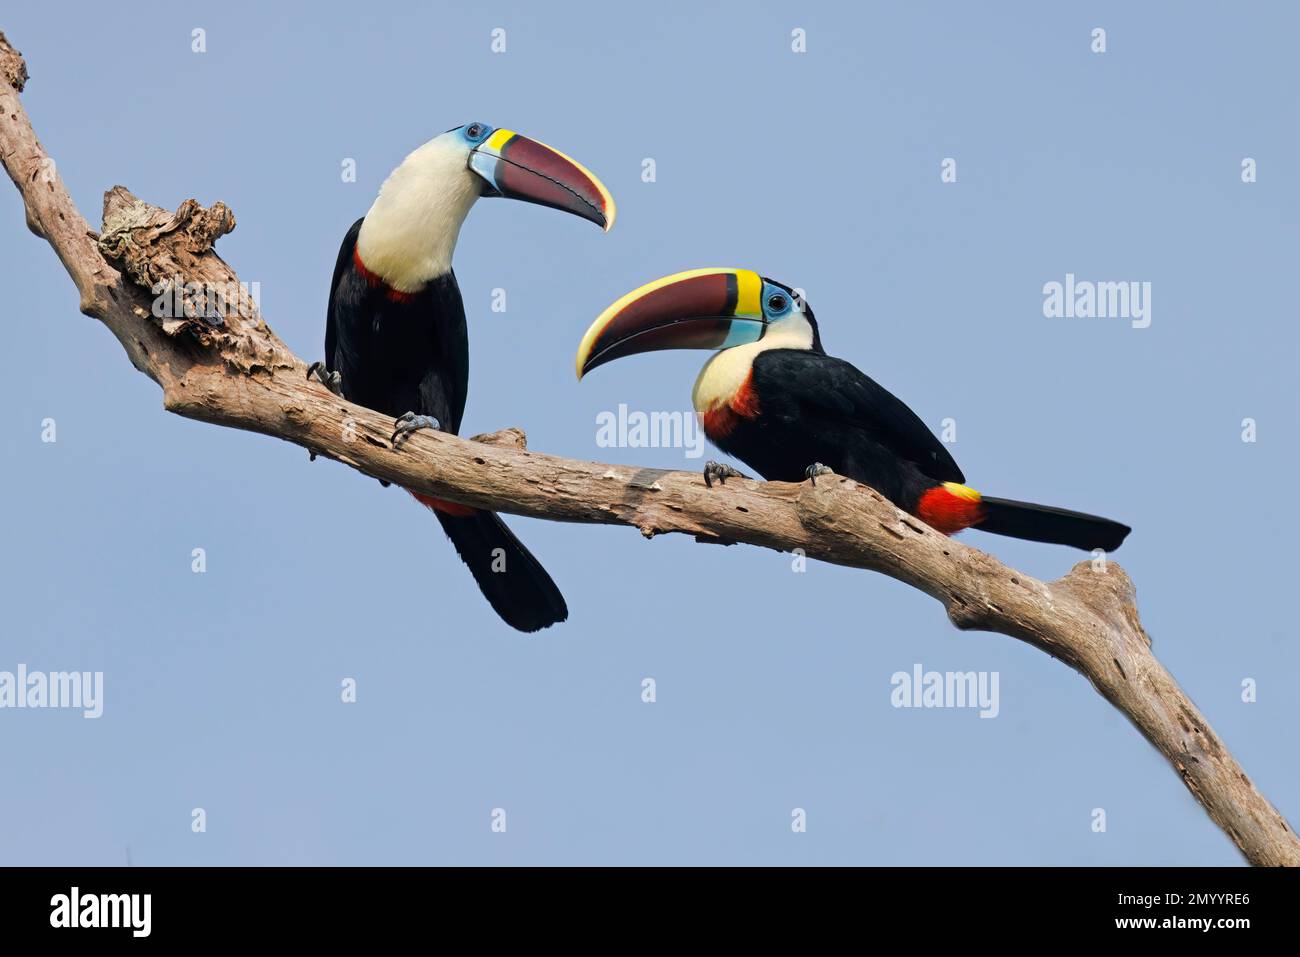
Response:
[434,509,569,633]
[976,497,1130,552]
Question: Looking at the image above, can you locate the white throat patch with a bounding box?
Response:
[355,135,483,293]
[691,313,815,414]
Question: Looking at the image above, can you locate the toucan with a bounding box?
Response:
[313,123,616,632]
[575,268,1130,552]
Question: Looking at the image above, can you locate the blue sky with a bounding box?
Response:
[1,1,1296,864]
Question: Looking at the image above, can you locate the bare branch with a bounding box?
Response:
[2,30,1294,865]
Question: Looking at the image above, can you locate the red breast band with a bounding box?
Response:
[353,247,420,304]
[700,371,761,440]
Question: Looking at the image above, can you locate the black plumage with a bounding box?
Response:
[325,218,568,632]
[738,348,963,507]
[715,347,1129,552]
[327,219,468,431]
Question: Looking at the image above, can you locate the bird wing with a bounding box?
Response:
[324,217,365,371]
[752,349,964,484]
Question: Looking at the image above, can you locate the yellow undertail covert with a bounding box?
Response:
[942,482,982,501]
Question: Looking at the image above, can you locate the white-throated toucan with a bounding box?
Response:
[315,123,615,632]
[575,268,1129,552]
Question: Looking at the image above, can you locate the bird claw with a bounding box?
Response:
[391,412,441,446]
[703,460,748,489]
[307,361,344,397]
[805,462,833,485]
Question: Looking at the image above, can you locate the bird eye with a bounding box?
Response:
[467,124,483,139]
[767,294,788,312]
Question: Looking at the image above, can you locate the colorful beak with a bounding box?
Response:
[576,268,767,379]
[470,129,616,231]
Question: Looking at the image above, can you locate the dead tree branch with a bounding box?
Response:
[2,30,1294,865]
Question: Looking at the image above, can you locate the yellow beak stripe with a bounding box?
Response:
[485,128,516,151]
[734,269,763,319]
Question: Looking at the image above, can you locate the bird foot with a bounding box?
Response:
[306,362,344,463]
[307,361,344,397]
[703,460,748,488]
[391,412,441,446]
[805,462,833,485]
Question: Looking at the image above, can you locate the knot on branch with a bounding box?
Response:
[1056,559,1151,647]
[469,427,528,450]
[96,186,296,377]
[99,186,235,294]
[0,32,27,92]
